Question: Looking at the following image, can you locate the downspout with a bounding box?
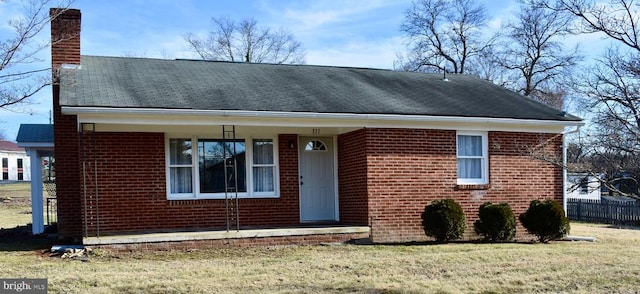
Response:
[562,125,581,214]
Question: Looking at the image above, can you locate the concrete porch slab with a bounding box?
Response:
[83,226,370,245]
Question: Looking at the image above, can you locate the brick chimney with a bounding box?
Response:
[50,8,84,239]
[50,8,81,70]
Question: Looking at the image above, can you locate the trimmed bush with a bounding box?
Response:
[474,202,516,242]
[519,199,570,243]
[421,199,466,242]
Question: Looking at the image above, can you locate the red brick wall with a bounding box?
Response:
[81,133,301,236]
[337,129,368,225]
[64,125,562,242]
[360,128,563,243]
[52,86,82,238]
[487,132,564,239]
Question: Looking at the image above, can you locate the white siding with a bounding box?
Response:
[566,174,601,200]
[0,151,31,181]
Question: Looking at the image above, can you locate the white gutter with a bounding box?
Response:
[562,125,582,214]
[17,142,54,148]
[61,106,584,127]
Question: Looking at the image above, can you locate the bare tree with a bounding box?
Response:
[185,17,305,64]
[538,0,640,195]
[397,0,496,74]
[545,0,640,50]
[530,87,568,109]
[463,50,509,84]
[495,2,579,109]
[0,0,73,111]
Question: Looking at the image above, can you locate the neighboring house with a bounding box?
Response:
[50,9,583,247]
[604,172,639,197]
[0,141,31,182]
[566,173,601,201]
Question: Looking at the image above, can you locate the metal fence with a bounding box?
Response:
[46,197,57,225]
[567,199,640,226]
[43,180,57,226]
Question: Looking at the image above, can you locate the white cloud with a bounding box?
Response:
[563,31,614,59]
[253,0,410,67]
[260,0,408,37]
[306,36,404,69]
[278,0,391,29]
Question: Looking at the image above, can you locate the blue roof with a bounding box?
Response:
[16,124,53,143]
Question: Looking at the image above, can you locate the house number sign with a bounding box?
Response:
[312,128,321,135]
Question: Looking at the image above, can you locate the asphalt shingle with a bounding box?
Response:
[59,56,581,122]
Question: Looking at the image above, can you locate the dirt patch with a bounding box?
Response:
[0,196,32,207]
[0,182,32,209]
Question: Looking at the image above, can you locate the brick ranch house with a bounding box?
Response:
[50,9,582,248]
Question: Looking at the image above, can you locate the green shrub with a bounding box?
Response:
[519,199,570,243]
[421,199,466,242]
[474,202,516,242]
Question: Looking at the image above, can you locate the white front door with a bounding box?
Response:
[299,137,337,222]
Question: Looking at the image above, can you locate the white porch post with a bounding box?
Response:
[28,149,44,234]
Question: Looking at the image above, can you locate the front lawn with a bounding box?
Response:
[0,182,32,229]
[0,223,639,293]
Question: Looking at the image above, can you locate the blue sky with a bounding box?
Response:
[0,0,598,139]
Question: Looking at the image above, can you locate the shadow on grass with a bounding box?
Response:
[293,285,416,294]
[347,238,539,246]
[570,221,640,230]
[0,224,57,252]
[605,224,640,231]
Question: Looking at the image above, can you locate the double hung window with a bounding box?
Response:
[168,138,193,194]
[457,132,488,185]
[252,139,275,194]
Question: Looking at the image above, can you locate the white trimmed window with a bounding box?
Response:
[168,138,194,195]
[166,137,279,199]
[252,139,276,195]
[456,131,488,185]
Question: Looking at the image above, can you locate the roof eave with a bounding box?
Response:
[61,106,584,128]
[16,142,54,148]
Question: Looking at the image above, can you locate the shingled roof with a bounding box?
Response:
[0,141,24,152]
[59,56,581,122]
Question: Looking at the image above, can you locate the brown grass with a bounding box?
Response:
[2,183,639,292]
[0,182,33,229]
[0,223,639,293]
